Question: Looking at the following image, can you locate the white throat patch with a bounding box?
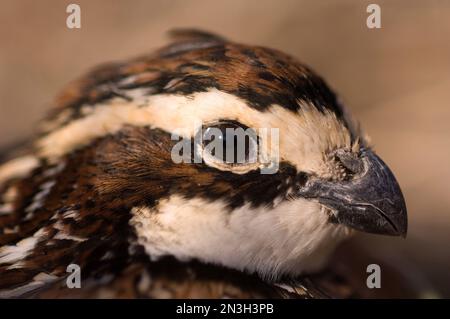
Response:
[130,195,352,280]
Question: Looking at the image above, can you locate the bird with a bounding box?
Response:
[0,29,407,298]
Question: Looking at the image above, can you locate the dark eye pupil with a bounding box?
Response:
[202,121,258,165]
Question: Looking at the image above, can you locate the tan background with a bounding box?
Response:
[0,0,449,296]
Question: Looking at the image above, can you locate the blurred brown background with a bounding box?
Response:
[0,0,449,297]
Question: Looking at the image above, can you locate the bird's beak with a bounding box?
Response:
[298,149,407,237]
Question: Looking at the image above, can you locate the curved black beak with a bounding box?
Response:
[298,149,407,237]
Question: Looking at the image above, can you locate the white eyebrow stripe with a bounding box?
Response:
[36,88,351,175]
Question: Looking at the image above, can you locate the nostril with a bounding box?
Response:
[334,149,364,177]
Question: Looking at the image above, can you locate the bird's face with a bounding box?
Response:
[12,31,406,280]
[115,87,406,279]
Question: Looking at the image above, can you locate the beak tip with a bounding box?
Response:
[394,221,407,238]
[394,200,408,238]
[399,219,408,238]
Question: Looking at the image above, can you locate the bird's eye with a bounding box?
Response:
[199,120,260,172]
